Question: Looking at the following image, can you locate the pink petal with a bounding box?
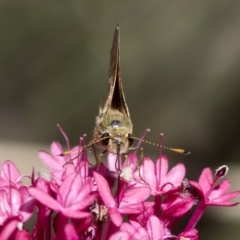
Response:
[61,163,76,181]
[70,193,97,211]
[218,179,231,192]
[64,223,79,240]
[79,161,89,179]
[109,231,129,240]
[120,222,135,234]
[164,163,186,187]
[143,158,157,190]
[156,156,169,184]
[107,153,121,172]
[135,202,154,222]
[28,187,62,211]
[93,172,116,208]
[61,208,91,219]
[19,187,35,222]
[109,208,122,227]
[162,196,195,217]
[19,198,35,222]
[71,179,93,205]
[209,179,231,200]
[147,216,164,240]
[0,219,18,240]
[209,191,240,205]
[207,201,239,206]
[0,192,8,224]
[129,219,147,231]
[180,229,198,240]
[125,153,138,171]
[0,160,20,185]
[0,188,22,217]
[12,229,30,240]
[50,142,63,155]
[35,178,50,193]
[120,187,150,207]
[38,151,63,172]
[10,188,22,215]
[121,221,148,239]
[59,173,83,207]
[120,202,154,215]
[51,172,62,185]
[119,203,148,214]
[199,168,213,195]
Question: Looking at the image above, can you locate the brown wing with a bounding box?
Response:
[99,24,130,120]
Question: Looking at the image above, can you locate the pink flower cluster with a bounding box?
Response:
[0,140,239,240]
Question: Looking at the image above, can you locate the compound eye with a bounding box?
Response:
[128,133,134,147]
[101,132,110,146]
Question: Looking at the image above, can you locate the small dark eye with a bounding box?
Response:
[101,132,110,146]
[128,133,134,147]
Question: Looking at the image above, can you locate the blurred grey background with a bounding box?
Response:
[0,1,240,239]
